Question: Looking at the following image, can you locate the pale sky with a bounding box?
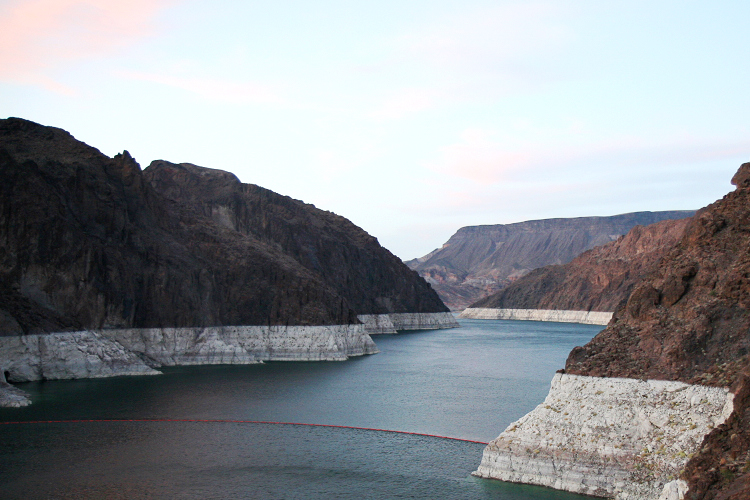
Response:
[2,0,748,259]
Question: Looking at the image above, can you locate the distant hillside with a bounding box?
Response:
[470,217,691,312]
[407,211,695,310]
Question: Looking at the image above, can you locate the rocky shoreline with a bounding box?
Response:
[474,373,733,500]
[459,308,613,326]
[0,324,379,406]
[357,312,459,334]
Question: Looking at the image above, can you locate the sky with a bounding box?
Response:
[2,0,749,260]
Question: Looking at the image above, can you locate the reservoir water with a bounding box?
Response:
[1,318,602,499]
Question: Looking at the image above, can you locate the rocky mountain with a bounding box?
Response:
[407,211,695,310]
[469,216,691,313]
[144,160,443,316]
[564,163,750,499]
[0,117,447,336]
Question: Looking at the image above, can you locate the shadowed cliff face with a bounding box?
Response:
[407,211,695,310]
[0,118,445,334]
[564,163,750,500]
[470,217,691,312]
[143,160,447,315]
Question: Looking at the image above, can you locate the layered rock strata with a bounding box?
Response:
[459,308,613,325]
[474,373,733,499]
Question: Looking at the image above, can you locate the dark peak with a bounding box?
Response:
[731,162,750,189]
[0,117,71,139]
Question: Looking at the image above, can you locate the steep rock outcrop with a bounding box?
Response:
[468,217,690,313]
[0,118,353,330]
[476,163,750,499]
[474,374,733,499]
[0,117,451,405]
[562,163,750,499]
[407,212,694,310]
[144,161,447,316]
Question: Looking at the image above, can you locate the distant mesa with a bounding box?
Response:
[407,211,695,311]
[462,216,691,322]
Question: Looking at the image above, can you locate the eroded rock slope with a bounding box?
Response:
[468,217,690,313]
[407,212,694,310]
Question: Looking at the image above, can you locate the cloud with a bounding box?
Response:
[0,0,176,91]
[120,71,287,105]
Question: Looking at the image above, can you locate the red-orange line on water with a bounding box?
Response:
[0,418,488,445]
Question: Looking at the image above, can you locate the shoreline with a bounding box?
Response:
[459,308,613,326]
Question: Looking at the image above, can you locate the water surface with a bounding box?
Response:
[1,319,602,499]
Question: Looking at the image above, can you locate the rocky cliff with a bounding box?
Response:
[0,117,447,334]
[0,117,451,403]
[467,217,690,313]
[563,163,750,499]
[407,212,695,310]
[476,163,750,500]
[144,160,446,316]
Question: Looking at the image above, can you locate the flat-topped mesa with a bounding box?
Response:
[407,211,695,310]
[463,217,691,325]
[476,163,750,500]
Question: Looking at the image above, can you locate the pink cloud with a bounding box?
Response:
[120,71,287,105]
[0,0,176,91]
[426,128,750,185]
[425,128,531,183]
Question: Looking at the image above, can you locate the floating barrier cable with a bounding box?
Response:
[0,418,489,445]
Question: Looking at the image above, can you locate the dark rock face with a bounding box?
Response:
[407,211,695,310]
[144,161,446,315]
[471,217,690,312]
[0,118,446,334]
[563,164,750,499]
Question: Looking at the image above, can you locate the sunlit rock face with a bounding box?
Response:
[474,374,733,500]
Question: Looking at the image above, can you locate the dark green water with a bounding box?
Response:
[0,318,602,499]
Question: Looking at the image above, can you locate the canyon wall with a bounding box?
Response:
[474,374,733,499]
[470,218,690,314]
[476,163,750,499]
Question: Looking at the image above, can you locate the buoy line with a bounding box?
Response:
[0,418,489,445]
